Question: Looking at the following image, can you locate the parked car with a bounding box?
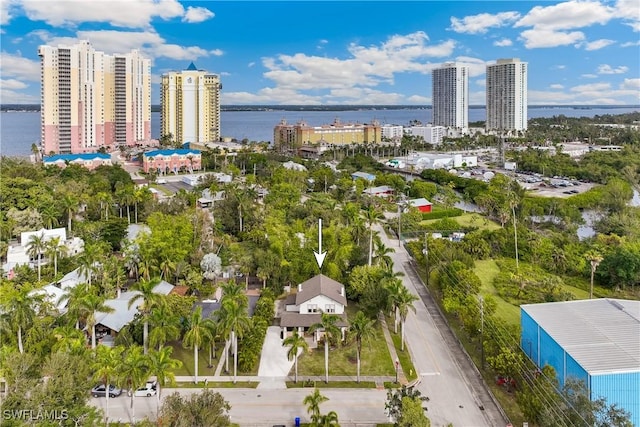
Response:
[131,380,157,397]
[91,384,122,398]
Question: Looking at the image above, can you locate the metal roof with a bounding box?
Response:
[522,298,640,375]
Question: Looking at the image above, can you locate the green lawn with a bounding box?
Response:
[295,326,395,376]
[286,380,376,389]
[295,314,395,377]
[168,341,220,377]
[421,213,501,232]
[173,381,258,388]
[474,259,521,325]
[389,330,418,383]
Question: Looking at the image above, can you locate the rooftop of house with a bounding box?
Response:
[294,274,347,307]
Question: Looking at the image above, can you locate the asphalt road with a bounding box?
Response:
[376,225,508,427]
[89,388,389,426]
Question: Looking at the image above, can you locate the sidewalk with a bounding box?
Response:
[172,375,400,385]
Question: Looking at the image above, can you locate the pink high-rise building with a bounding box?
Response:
[39,41,152,155]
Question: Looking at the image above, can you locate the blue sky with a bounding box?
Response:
[1,0,639,105]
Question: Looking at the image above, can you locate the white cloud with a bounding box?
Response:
[515,1,615,30]
[450,11,520,34]
[261,32,455,93]
[597,64,629,74]
[454,56,490,77]
[550,84,564,89]
[248,62,255,68]
[493,38,513,47]
[621,40,640,47]
[554,65,566,70]
[621,78,640,90]
[571,82,611,92]
[0,78,28,90]
[222,88,323,105]
[1,88,39,103]
[519,28,585,48]
[0,51,40,81]
[615,0,640,31]
[581,74,598,78]
[182,6,214,23]
[475,79,486,87]
[407,94,429,104]
[220,72,230,76]
[583,39,615,50]
[31,29,221,61]
[1,0,19,26]
[529,81,639,105]
[20,0,185,28]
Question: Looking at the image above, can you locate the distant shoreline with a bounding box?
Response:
[2,104,639,113]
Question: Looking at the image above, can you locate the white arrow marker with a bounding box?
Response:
[314,218,327,269]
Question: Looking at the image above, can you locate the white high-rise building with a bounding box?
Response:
[160,63,221,145]
[432,62,468,131]
[486,58,528,132]
[39,41,151,154]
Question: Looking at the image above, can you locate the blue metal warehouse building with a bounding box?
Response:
[521,299,640,426]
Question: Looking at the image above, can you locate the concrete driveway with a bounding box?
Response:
[256,326,295,389]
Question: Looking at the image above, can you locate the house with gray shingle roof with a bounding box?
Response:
[280,274,348,340]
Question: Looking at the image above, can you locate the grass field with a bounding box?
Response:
[295,325,395,376]
[474,259,521,325]
[286,380,377,389]
[168,341,221,377]
[389,331,418,383]
[421,212,501,232]
[173,381,258,388]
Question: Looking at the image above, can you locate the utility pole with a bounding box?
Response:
[397,204,402,247]
[479,295,485,369]
[423,233,429,288]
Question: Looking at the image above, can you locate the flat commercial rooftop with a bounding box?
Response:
[522,298,640,375]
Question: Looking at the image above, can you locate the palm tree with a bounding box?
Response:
[283,330,309,383]
[120,345,149,423]
[58,284,87,329]
[182,305,214,383]
[45,236,66,278]
[133,187,149,224]
[397,287,418,351]
[309,313,342,384]
[204,318,219,368]
[384,278,404,333]
[316,411,340,426]
[303,388,329,422]
[147,346,182,418]
[81,293,115,349]
[77,242,100,290]
[0,284,40,353]
[148,305,181,351]
[585,250,603,299]
[373,238,395,270]
[348,311,376,383]
[128,277,166,354]
[60,192,79,234]
[51,325,86,355]
[40,204,59,229]
[362,205,384,266]
[92,345,124,425]
[27,232,47,281]
[221,280,249,307]
[219,298,251,383]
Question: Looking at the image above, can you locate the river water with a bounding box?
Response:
[1,106,638,157]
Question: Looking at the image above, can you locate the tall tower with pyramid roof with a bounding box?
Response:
[161,62,221,144]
